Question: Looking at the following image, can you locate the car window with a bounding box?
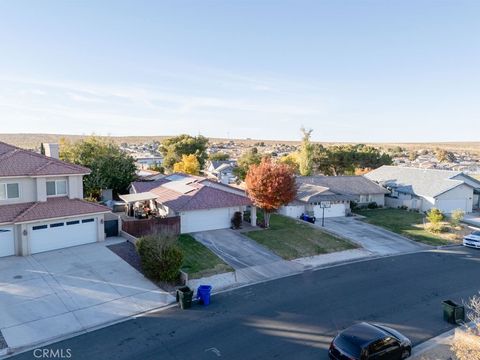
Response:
[369,337,398,353]
[472,231,480,236]
[334,335,362,358]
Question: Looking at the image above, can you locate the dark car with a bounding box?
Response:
[329,322,412,360]
[300,213,316,224]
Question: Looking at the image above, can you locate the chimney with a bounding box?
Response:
[43,143,60,159]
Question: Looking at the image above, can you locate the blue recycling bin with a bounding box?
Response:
[197,285,212,305]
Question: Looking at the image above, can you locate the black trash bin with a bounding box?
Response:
[442,300,465,324]
[176,286,193,310]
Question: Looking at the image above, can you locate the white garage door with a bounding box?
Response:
[0,226,15,257]
[181,208,232,233]
[435,200,468,214]
[313,203,347,218]
[30,217,97,254]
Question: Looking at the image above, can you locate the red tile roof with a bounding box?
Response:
[0,197,110,224]
[0,142,91,177]
[130,175,251,212]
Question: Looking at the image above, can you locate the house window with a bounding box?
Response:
[0,183,20,200]
[46,180,67,196]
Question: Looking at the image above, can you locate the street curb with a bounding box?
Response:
[411,328,455,357]
[1,249,439,359]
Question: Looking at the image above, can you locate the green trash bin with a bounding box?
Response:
[442,300,465,324]
[176,286,193,310]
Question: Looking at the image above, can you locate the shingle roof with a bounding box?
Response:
[130,174,251,212]
[296,183,353,203]
[297,176,389,196]
[0,142,90,177]
[0,197,110,224]
[364,166,469,198]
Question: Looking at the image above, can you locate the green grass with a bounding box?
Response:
[178,234,233,279]
[245,213,357,260]
[355,208,451,246]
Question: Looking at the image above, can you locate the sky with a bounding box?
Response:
[0,0,479,142]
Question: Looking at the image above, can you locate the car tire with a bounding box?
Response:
[402,347,411,359]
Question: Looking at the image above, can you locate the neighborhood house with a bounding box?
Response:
[122,173,253,233]
[0,142,110,258]
[365,165,480,214]
[205,160,238,184]
[279,175,388,219]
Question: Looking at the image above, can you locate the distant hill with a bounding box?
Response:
[0,133,479,155]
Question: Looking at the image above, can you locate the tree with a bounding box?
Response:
[279,153,300,174]
[451,293,480,360]
[408,151,418,161]
[233,147,262,180]
[60,136,137,199]
[245,158,297,228]
[159,134,209,170]
[426,207,445,233]
[208,152,230,161]
[173,154,200,175]
[298,127,314,176]
[451,209,465,228]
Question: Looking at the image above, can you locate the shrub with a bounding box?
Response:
[451,209,465,228]
[367,202,378,209]
[350,201,358,210]
[135,234,184,282]
[426,208,444,224]
[398,205,408,210]
[425,222,446,233]
[231,211,243,229]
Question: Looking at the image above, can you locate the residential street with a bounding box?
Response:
[10,247,480,360]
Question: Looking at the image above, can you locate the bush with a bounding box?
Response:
[367,202,378,209]
[451,209,465,228]
[398,205,408,210]
[350,201,358,210]
[135,234,183,282]
[425,222,446,233]
[231,211,243,229]
[426,208,444,224]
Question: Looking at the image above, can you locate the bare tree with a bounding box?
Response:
[451,293,480,360]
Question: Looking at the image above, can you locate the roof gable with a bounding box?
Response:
[0,141,90,177]
[297,175,389,196]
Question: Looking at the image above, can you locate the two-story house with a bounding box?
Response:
[0,142,110,257]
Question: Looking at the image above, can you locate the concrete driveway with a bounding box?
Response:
[464,212,480,228]
[192,229,282,269]
[321,216,425,255]
[0,238,174,350]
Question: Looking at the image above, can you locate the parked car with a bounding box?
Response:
[463,231,480,249]
[329,322,411,360]
[300,213,316,224]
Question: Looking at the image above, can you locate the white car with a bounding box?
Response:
[463,231,480,249]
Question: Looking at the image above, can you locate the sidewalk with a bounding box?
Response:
[411,328,455,360]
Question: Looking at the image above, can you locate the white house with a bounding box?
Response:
[279,175,388,220]
[205,160,237,184]
[0,142,110,258]
[365,166,480,214]
[124,173,254,233]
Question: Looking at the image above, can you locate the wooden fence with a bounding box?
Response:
[121,216,181,238]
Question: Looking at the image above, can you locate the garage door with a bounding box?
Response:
[30,217,97,254]
[435,200,469,214]
[181,208,232,233]
[313,203,347,218]
[0,226,15,257]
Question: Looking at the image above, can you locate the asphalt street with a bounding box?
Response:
[11,247,480,360]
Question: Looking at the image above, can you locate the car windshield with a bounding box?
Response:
[472,231,480,236]
[335,335,361,358]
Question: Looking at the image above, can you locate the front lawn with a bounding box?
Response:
[355,208,465,246]
[178,234,233,279]
[245,213,357,260]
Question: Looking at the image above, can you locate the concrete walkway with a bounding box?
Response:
[0,239,174,351]
[192,229,284,269]
[319,216,426,255]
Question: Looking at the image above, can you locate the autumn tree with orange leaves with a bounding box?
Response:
[245,158,297,228]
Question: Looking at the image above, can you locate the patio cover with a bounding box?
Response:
[119,192,158,203]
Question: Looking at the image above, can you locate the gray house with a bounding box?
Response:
[365,166,480,214]
[278,176,388,219]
